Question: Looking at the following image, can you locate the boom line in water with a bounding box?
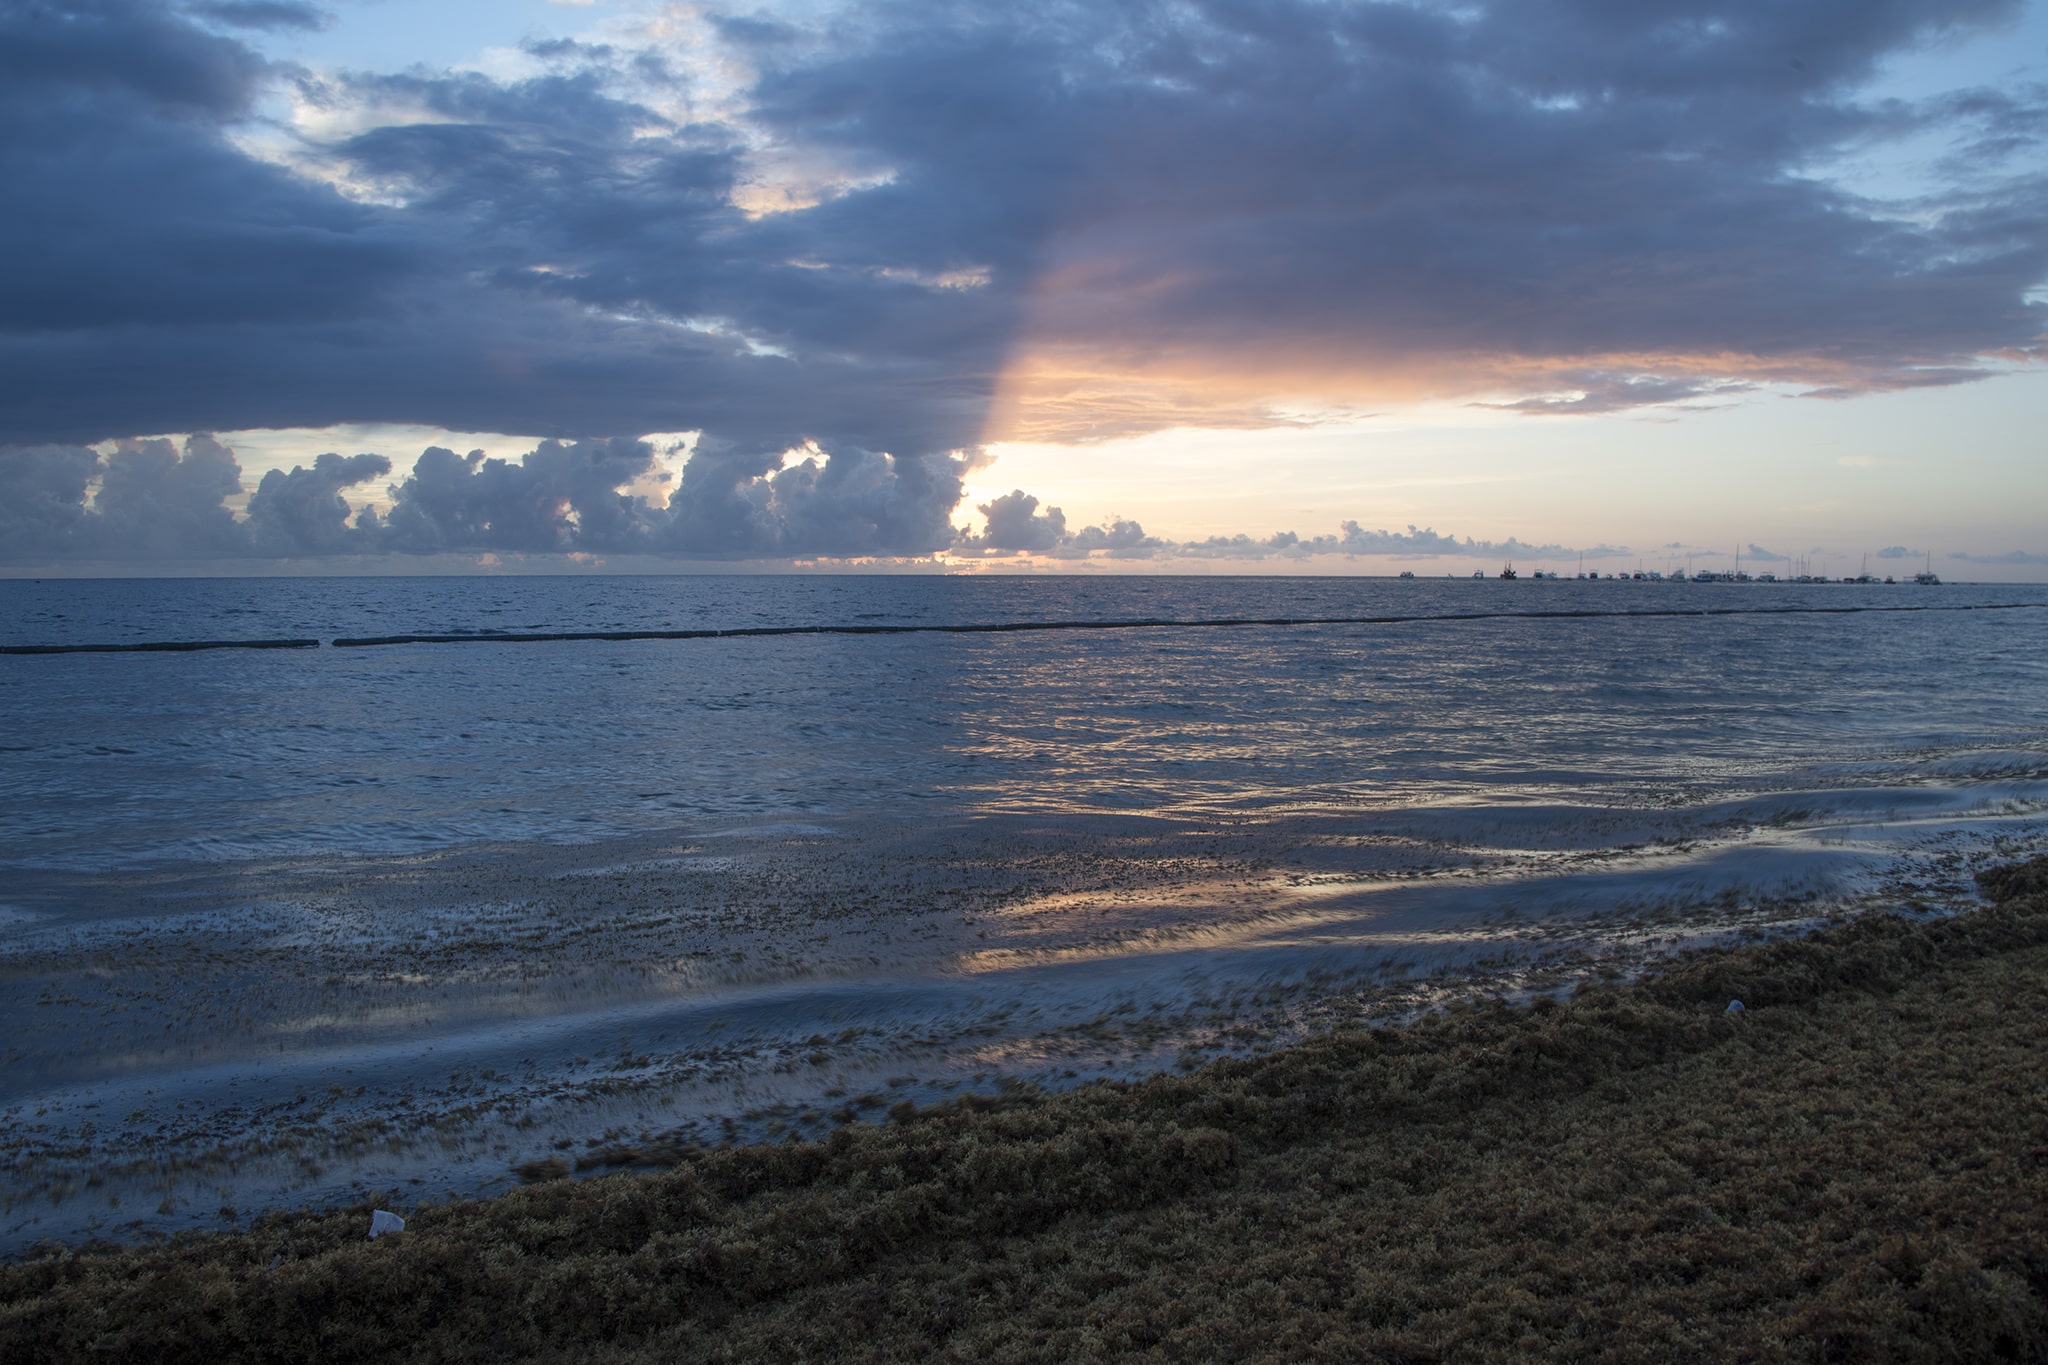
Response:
[4,599,2038,655]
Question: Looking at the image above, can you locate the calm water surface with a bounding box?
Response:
[2,575,2045,868]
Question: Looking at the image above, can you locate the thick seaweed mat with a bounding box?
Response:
[7,860,2048,1363]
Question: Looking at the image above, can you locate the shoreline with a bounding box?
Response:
[5,858,2046,1359]
[3,786,2042,1256]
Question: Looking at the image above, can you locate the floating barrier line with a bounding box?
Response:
[0,638,320,656]
[325,599,2044,648]
[4,600,2038,656]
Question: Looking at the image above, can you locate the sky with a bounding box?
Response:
[1,0,2044,576]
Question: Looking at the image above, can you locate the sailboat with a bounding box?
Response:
[1914,550,1941,586]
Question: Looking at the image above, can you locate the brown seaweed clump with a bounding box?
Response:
[6,859,2048,1362]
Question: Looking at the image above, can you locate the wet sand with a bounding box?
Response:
[3,780,2044,1254]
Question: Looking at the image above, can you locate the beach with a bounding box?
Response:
[6,856,2046,1361]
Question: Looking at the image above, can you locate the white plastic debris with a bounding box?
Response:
[368,1209,407,1239]
[1725,999,1746,1014]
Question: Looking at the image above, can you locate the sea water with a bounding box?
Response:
[2,574,2045,1249]
[3,574,2044,867]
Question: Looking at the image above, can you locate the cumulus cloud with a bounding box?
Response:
[1,0,2045,562]
[961,490,1068,554]
[703,445,970,559]
[653,439,974,558]
[0,435,381,562]
[0,443,103,559]
[954,500,1174,560]
[0,431,1659,569]
[91,435,248,559]
[245,451,391,555]
[381,439,658,555]
[0,434,975,563]
[1068,518,1164,560]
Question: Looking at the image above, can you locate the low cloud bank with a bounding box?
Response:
[0,435,971,563]
[8,440,2021,572]
[953,489,1624,566]
[2,442,1646,568]
[1948,549,2048,566]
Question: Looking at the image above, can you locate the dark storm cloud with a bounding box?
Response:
[0,2,411,337]
[0,0,265,114]
[1,0,2044,562]
[968,0,2046,393]
[185,1,329,31]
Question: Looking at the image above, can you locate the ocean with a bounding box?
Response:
[3,573,2045,1249]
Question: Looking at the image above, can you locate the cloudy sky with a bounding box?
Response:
[2,0,2043,575]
